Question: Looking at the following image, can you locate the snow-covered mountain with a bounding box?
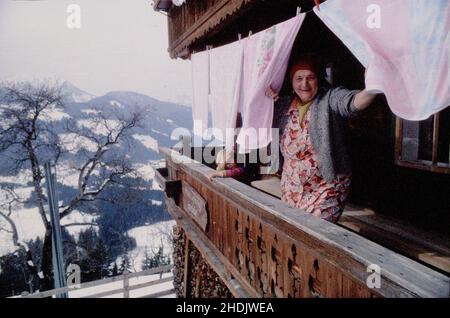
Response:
[0,82,193,258]
[61,81,95,103]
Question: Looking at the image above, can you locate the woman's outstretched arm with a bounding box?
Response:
[353,89,378,110]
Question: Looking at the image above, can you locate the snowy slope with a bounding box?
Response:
[125,220,176,272]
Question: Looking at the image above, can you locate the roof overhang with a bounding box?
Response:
[153,0,172,12]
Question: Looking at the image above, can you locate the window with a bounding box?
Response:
[395,107,450,174]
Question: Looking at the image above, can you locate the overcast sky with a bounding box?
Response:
[0,0,192,105]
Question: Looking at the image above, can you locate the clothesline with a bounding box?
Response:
[195,4,320,53]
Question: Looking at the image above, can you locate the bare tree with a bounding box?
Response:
[0,187,25,249]
[0,81,144,290]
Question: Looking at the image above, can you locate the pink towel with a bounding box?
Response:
[315,0,450,120]
[236,14,306,152]
[191,50,210,138]
[210,41,244,148]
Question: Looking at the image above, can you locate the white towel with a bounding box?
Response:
[210,41,244,148]
[191,50,210,139]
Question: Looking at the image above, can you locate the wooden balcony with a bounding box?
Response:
[156,147,449,298]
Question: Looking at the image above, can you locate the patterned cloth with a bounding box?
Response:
[280,101,351,223]
[236,14,305,152]
[314,0,450,120]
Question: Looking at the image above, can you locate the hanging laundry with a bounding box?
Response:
[191,50,210,139]
[236,14,306,153]
[315,0,450,120]
[210,40,244,148]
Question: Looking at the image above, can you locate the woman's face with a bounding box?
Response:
[292,69,319,103]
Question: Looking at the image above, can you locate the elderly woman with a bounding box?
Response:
[267,54,378,223]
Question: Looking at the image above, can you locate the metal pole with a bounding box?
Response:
[44,162,68,298]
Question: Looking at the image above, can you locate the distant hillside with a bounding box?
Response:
[0,81,192,256]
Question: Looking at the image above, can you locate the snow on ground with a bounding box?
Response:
[0,171,45,255]
[41,106,71,121]
[134,160,165,191]
[0,204,97,256]
[59,133,98,154]
[0,203,46,255]
[151,200,162,206]
[133,134,158,152]
[60,210,98,238]
[126,220,176,272]
[166,119,174,124]
[70,93,94,103]
[0,161,98,255]
[109,100,122,108]
[151,129,169,137]
[77,119,121,136]
[1,153,166,258]
[81,109,101,115]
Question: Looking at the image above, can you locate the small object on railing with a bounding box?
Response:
[238,33,242,43]
[155,167,181,204]
[296,6,301,15]
[248,30,252,37]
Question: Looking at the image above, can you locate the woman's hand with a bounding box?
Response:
[208,171,226,181]
[265,86,280,102]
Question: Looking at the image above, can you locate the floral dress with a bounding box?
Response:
[280,102,351,223]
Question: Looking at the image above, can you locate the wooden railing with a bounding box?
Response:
[14,265,174,299]
[157,147,449,298]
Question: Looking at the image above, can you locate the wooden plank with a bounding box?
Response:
[215,191,223,253]
[251,178,282,199]
[342,275,373,298]
[223,200,230,259]
[339,208,450,275]
[284,240,307,298]
[166,197,258,297]
[229,204,238,268]
[168,0,257,57]
[432,113,440,165]
[139,289,176,298]
[248,217,257,290]
[183,238,191,298]
[254,221,267,296]
[181,181,208,231]
[127,276,174,292]
[394,116,403,162]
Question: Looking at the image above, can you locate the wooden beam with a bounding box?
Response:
[432,113,440,165]
[394,116,403,162]
[183,238,191,298]
[168,0,257,58]
[339,209,450,275]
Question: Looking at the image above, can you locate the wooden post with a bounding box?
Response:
[432,113,440,165]
[183,238,191,298]
[123,270,130,298]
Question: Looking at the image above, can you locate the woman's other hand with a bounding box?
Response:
[265,86,280,102]
[208,171,226,181]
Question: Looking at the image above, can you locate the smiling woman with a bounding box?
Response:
[270,53,378,223]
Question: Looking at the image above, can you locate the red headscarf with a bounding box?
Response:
[289,54,323,81]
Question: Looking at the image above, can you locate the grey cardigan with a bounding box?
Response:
[273,87,362,182]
